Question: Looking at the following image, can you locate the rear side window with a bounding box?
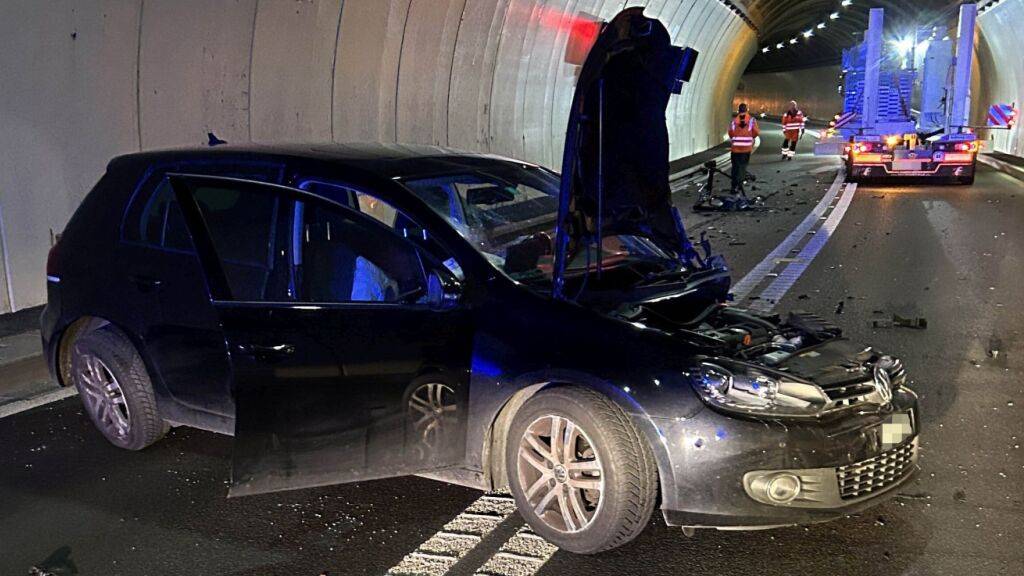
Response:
[187,184,288,302]
[133,179,194,252]
[122,162,283,250]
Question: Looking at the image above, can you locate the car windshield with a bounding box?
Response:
[400,162,677,285]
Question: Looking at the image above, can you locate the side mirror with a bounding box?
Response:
[426,269,462,310]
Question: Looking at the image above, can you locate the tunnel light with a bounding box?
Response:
[776,42,784,49]
[789,37,798,44]
[762,46,770,53]
[841,0,853,6]
[803,30,814,38]
[817,22,827,29]
[830,12,840,20]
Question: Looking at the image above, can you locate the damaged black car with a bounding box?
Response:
[41,8,918,554]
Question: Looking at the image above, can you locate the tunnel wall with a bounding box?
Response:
[0,0,756,313]
[733,65,844,121]
[977,0,1024,157]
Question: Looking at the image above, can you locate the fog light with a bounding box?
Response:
[765,474,802,503]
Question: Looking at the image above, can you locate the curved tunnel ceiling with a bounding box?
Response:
[739,0,971,72]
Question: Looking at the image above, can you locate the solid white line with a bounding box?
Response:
[730,170,846,302]
[0,386,77,419]
[747,182,858,313]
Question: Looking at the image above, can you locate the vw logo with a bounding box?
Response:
[873,363,893,405]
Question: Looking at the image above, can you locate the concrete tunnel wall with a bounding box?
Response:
[0,0,757,313]
[733,65,844,121]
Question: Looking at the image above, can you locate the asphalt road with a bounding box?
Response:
[2,131,1022,576]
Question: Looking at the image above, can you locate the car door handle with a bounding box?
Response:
[130,274,163,292]
[235,343,295,357]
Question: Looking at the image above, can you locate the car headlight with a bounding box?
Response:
[691,362,829,418]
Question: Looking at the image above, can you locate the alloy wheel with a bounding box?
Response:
[407,382,456,449]
[517,414,604,533]
[76,353,132,439]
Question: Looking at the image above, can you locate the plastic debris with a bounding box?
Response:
[870,314,927,329]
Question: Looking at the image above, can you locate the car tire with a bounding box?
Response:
[505,387,657,554]
[71,325,168,450]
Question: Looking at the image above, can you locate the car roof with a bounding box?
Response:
[108,142,546,181]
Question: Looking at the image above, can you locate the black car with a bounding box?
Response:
[41,9,919,554]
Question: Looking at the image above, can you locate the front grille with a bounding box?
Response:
[820,379,876,406]
[837,440,916,500]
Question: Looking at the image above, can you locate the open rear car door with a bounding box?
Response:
[169,175,473,497]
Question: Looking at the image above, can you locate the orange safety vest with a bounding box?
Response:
[729,114,759,153]
[782,110,805,140]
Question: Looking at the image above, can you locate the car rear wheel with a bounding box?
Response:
[506,387,657,554]
[71,326,167,450]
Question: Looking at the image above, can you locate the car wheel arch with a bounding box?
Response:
[481,377,675,508]
[54,316,111,387]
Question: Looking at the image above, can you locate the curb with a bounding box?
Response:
[978,153,1024,182]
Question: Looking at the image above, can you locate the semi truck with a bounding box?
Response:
[815,4,1003,185]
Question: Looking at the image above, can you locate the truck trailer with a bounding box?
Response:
[815,4,986,185]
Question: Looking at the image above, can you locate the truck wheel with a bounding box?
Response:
[71,326,168,450]
[506,387,657,554]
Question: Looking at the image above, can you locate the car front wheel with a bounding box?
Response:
[505,387,658,554]
[71,325,167,450]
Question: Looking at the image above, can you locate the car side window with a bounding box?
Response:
[124,163,284,250]
[296,179,461,277]
[295,199,426,304]
[184,182,291,302]
[181,178,430,304]
[133,178,195,252]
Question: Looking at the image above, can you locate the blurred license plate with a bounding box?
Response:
[881,411,914,449]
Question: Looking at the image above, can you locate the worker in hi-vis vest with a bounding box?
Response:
[728,103,759,195]
[781,101,805,160]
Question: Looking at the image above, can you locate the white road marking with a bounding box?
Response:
[730,169,847,303]
[747,182,857,312]
[0,386,77,419]
[474,525,559,576]
[385,493,518,576]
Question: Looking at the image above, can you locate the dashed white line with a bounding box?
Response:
[384,493,519,576]
[730,169,847,303]
[748,182,857,312]
[474,524,559,576]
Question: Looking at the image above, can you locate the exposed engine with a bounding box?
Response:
[614,298,906,409]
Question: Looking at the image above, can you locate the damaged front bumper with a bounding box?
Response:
[654,387,920,529]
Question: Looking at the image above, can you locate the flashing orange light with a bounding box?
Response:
[885,135,900,147]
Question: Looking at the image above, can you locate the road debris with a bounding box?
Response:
[870,314,927,329]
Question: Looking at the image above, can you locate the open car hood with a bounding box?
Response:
[552,7,698,298]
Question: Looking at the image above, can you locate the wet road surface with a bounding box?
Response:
[2,131,1022,575]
